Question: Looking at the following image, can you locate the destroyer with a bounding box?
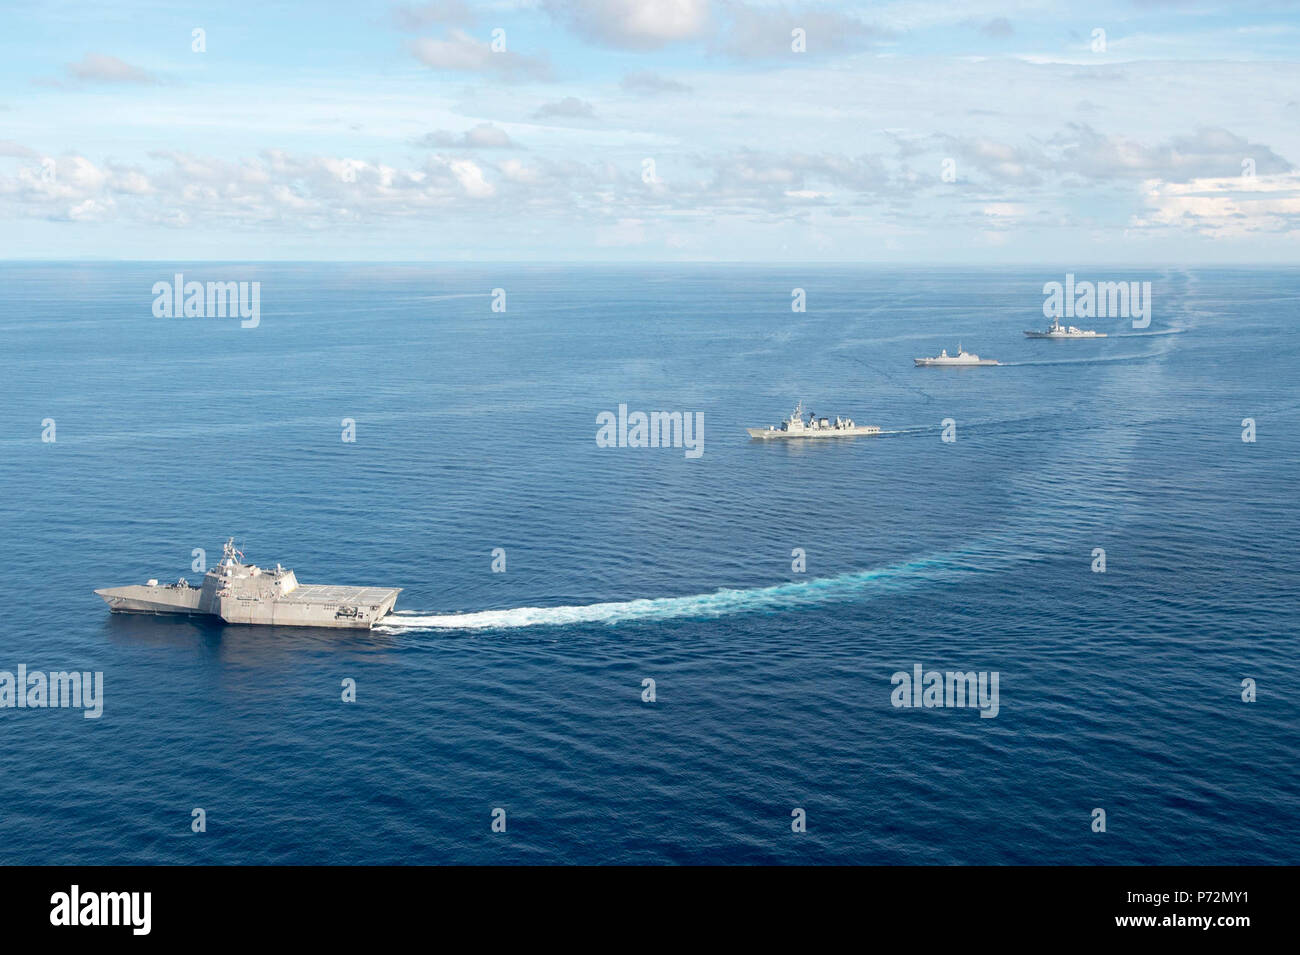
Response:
[1024,317,1106,338]
[747,401,881,439]
[914,345,1000,367]
[95,539,401,630]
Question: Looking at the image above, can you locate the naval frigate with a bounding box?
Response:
[914,344,1000,366]
[95,539,401,630]
[1024,317,1106,338]
[747,401,881,439]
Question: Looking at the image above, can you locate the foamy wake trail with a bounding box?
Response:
[875,426,935,436]
[999,353,1157,367]
[375,547,1015,633]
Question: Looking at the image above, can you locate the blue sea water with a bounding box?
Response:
[0,263,1296,865]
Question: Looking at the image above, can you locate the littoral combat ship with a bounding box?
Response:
[747,401,881,439]
[95,539,401,630]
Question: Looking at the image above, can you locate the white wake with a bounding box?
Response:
[375,551,982,633]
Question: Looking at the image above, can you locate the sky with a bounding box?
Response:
[1,0,1298,262]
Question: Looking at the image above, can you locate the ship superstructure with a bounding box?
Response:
[747,401,881,439]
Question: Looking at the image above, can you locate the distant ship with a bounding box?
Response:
[914,345,1000,367]
[1025,317,1106,338]
[747,401,881,439]
[95,539,401,630]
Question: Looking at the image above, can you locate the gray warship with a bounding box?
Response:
[95,539,402,630]
[747,401,881,439]
[1024,317,1106,338]
[914,344,1000,366]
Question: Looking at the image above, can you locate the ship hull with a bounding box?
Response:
[1023,332,1106,338]
[914,359,999,366]
[747,428,881,439]
[216,584,401,629]
[95,583,401,629]
[95,585,204,616]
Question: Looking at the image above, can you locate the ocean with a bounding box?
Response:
[0,263,1296,864]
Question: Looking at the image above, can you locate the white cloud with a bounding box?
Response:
[1054,124,1291,181]
[0,140,37,159]
[979,17,1014,38]
[65,53,160,85]
[392,1,477,31]
[448,158,495,197]
[1138,172,1300,237]
[545,0,710,49]
[620,71,694,95]
[533,97,596,120]
[711,2,889,58]
[413,124,520,149]
[411,29,551,80]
